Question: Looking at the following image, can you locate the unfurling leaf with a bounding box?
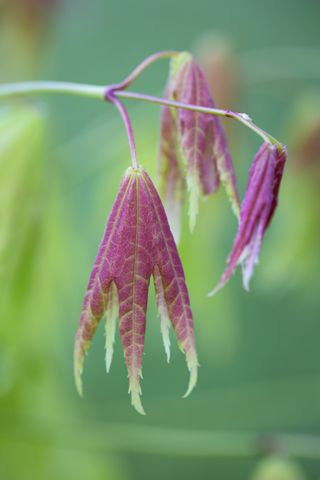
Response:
[209,143,287,295]
[74,167,198,414]
[174,53,240,225]
[158,93,185,242]
[158,51,240,233]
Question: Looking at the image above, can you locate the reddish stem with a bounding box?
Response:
[106,90,138,169]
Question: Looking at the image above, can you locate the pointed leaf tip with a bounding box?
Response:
[167,52,240,229]
[129,378,146,415]
[105,282,118,373]
[183,356,198,398]
[74,356,84,398]
[207,282,224,298]
[154,265,171,362]
[161,316,171,363]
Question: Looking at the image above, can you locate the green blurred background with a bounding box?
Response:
[1,0,320,479]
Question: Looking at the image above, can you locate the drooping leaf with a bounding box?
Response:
[171,52,240,229]
[74,167,198,414]
[209,143,287,295]
[158,51,240,233]
[158,96,185,243]
[142,171,198,397]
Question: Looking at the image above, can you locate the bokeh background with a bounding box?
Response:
[1,0,320,479]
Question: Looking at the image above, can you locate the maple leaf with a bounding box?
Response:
[74,167,198,414]
[158,91,185,243]
[158,52,240,232]
[209,143,287,295]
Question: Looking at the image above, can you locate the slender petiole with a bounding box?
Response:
[113,50,178,91]
[0,79,282,150]
[0,77,282,151]
[106,91,138,169]
[114,90,283,150]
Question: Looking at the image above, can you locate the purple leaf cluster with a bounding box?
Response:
[158,52,240,235]
[74,51,287,414]
[74,167,198,414]
[158,89,185,242]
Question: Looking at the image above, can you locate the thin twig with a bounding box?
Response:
[0,81,283,149]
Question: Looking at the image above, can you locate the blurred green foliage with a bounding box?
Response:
[1,0,320,479]
[251,456,306,480]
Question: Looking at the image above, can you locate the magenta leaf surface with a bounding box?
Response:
[74,167,198,414]
[172,52,240,229]
[158,92,185,242]
[209,143,287,295]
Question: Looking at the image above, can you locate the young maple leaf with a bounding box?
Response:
[74,167,198,414]
[158,52,240,233]
[158,89,185,243]
[209,143,287,295]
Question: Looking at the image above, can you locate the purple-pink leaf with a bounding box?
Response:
[158,94,185,242]
[158,52,240,234]
[171,52,240,229]
[74,167,198,414]
[209,143,287,295]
